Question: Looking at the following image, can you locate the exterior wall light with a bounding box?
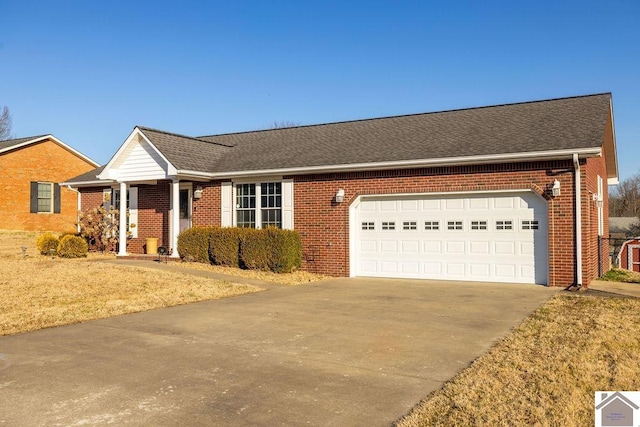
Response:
[551,180,561,197]
[593,193,604,208]
[335,188,345,203]
[194,187,203,199]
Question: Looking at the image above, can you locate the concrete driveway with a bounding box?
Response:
[0,278,557,426]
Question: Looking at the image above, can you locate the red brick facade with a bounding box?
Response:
[0,139,96,232]
[79,154,610,287]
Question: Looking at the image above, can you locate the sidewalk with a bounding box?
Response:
[102,258,280,290]
[588,280,640,298]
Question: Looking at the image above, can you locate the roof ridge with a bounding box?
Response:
[137,126,234,148]
[197,92,612,139]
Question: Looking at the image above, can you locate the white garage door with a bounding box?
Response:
[353,192,548,284]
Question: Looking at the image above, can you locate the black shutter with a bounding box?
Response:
[30,182,38,213]
[54,183,61,214]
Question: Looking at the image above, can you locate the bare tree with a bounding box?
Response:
[0,106,13,140]
[609,172,640,217]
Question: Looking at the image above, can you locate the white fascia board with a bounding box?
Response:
[61,179,115,188]
[98,127,178,180]
[606,98,620,182]
[0,135,99,167]
[208,147,603,178]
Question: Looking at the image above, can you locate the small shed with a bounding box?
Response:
[618,238,640,272]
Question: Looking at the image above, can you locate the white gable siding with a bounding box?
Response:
[112,140,169,181]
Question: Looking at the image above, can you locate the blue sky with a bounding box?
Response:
[1,1,638,182]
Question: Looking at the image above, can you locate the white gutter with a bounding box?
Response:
[66,185,82,233]
[573,153,582,287]
[206,147,602,179]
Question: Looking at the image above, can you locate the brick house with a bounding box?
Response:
[65,93,618,287]
[0,135,98,231]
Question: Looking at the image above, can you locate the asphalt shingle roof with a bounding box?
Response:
[198,93,612,172]
[138,127,232,171]
[66,93,613,183]
[0,135,49,152]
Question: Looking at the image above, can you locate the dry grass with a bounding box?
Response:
[600,267,640,283]
[0,231,261,336]
[174,261,332,285]
[396,293,640,427]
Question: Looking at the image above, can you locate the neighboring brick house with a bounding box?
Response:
[65,93,618,287]
[0,135,98,232]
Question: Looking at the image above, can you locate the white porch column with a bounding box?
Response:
[170,179,180,257]
[117,181,128,256]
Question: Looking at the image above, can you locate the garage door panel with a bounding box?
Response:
[354,192,548,285]
[470,263,491,276]
[495,241,516,255]
[470,241,490,254]
[446,263,466,275]
[424,241,442,253]
[445,241,465,254]
[401,240,420,253]
[469,198,490,209]
[445,199,464,210]
[360,240,377,252]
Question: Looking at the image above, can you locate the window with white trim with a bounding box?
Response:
[403,221,417,230]
[261,182,282,228]
[236,184,256,228]
[496,220,513,230]
[37,183,53,213]
[361,222,375,230]
[471,220,488,230]
[522,220,539,230]
[447,221,463,230]
[235,182,282,228]
[424,221,439,230]
[382,221,395,230]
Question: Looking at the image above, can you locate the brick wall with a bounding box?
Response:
[289,160,581,287]
[0,139,96,231]
[77,157,610,287]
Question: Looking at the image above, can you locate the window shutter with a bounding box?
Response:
[30,182,38,213]
[53,184,61,214]
[282,179,294,230]
[128,187,138,238]
[221,182,233,227]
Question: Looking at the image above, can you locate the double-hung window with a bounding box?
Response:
[235,182,282,228]
[236,184,256,228]
[30,182,60,214]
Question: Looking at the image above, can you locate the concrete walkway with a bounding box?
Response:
[102,258,280,289]
[588,280,640,298]
[0,276,557,426]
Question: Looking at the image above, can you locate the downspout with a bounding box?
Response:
[66,185,81,233]
[573,154,583,288]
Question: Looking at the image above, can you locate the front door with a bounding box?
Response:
[179,189,191,232]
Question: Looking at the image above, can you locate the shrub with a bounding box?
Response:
[177,227,215,263]
[209,227,248,267]
[240,228,303,273]
[77,207,119,252]
[36,233,60,255]
[57,235,89,258]
[239,229,271,270]
[267,228,303,273]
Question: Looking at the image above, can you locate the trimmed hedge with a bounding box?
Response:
[57,235,88,258]
[36,233,60,255]
[177,226,216,263]
[209,227,248,267]
[240,228,302,273]
[177,226,303,273]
